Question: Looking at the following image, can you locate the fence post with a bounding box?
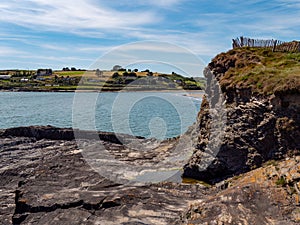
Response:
[232,39,236,48]
[272,40,277,52]
[240,36,244,47]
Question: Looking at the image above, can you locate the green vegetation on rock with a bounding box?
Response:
[212,47,300,96]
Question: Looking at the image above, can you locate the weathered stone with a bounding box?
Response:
[182,157,300,225]
[183,52,300,184]
[0,128,206,225]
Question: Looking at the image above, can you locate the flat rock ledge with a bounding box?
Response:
[0,126,206,225]
[1,126,299,224]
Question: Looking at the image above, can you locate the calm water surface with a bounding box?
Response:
[0,92,201,139]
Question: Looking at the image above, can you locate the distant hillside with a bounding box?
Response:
[0,69,205,92]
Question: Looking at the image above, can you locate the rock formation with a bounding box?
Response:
[0,126,206,225]
[180,47,300,224]
[184,48,300,183]
[182,156,300,224]
[1,126,299,224]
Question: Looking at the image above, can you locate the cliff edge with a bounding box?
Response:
[180,47,300,224]
[184,47,300,183]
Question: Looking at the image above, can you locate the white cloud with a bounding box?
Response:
[133,0,183,7]
[38,44,68,51]
[1,0,300,70]
[0,0,159,32]
[0,46,26,56]
[124,29,225,57]
[193,1,300,42]
[77,45,115,53]
[117,41,191,54]
[0,0,224,60]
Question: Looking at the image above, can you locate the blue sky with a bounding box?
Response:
[0,0,300,76]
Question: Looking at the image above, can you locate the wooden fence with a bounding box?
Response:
[232,36,300,52]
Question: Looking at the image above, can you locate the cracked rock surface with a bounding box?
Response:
[0,127,205,225]
[1,126,300,224]
[183,157,300,224]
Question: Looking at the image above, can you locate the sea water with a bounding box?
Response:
[0,91,201,139]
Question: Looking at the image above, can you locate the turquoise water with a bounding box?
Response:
[0,92,201,139]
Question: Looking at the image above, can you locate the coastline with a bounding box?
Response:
[1,46,300,224]
[0,88,204,95]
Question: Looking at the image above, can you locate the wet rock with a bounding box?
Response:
[1,125,144,144]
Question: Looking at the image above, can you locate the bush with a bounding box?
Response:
[276,176,287,186]
[112,72,119,78]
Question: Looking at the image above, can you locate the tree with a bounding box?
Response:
[71,67,76,71]
[112,72,119,78]
[54,75,58,83]
[47,69,52,75]
[128,72,137,77]
[112,65,123,71]
[65,76,71,85]
[14,70,20,77]
[96,69,102,77]
[134,69,138,72]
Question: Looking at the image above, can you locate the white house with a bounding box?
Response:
[0,75,11,80]
[20,78,29,82]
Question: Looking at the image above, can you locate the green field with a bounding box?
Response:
[54,71,86,76]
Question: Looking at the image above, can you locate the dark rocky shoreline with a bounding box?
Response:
[1,126,299,224]
[0,126,206,225]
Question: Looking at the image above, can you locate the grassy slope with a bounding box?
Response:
[0,70,205,91]
[216,47,300,95]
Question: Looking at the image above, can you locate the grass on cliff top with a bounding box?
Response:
[218,47,300,95]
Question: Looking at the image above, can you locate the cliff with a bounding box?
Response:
[180,47,300,224]
[184,47,300,183]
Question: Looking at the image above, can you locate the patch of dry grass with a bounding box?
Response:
[218,47,300,95]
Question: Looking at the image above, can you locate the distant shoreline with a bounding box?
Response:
[0,88,204,94]
[0,88,204,101]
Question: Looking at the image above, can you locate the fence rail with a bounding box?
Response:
[232,36,300,52]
